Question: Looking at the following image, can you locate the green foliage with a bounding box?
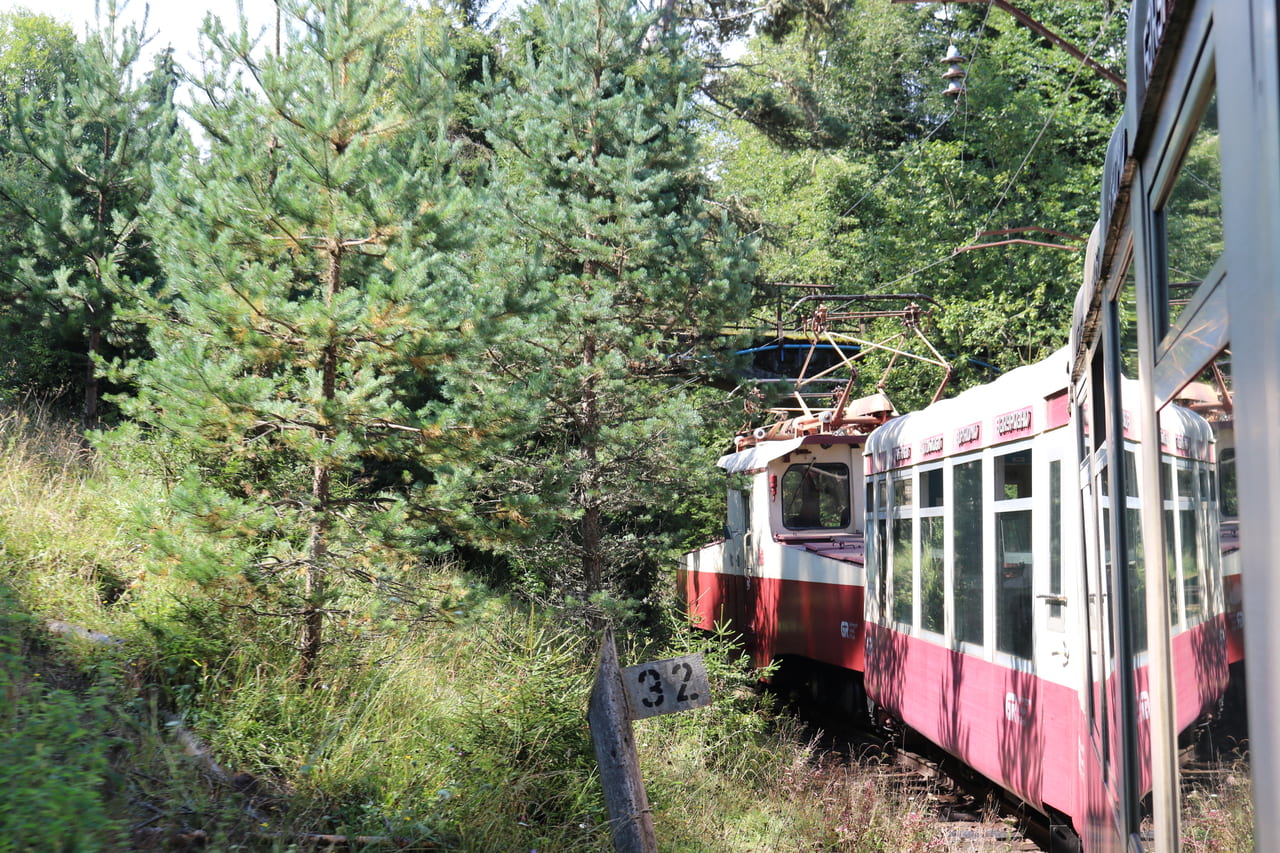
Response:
[0,2,182,424]
[0,589,125,851]
[0,409,1258,851]
[0,9,78,130]
[118,0,487,676]
[439,0,756,615]
[715,2,1127,388]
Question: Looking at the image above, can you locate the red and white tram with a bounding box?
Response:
[686,0,1280,846]
[680,392,897,700]
[1072,0,1280,847]
[861,348,1227,846]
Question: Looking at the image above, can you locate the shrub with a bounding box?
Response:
[0,589,125,851]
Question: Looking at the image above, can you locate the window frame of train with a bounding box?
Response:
[726,484,752,577]
[993,444,1035,661]
[889,468,914,627]
[918,464,945,637]
[1125,3,1231,848]
[1141,5,1227,412]
[780,460,852,531]
[877,463,948,639]
[1046,456,1067,634]
[1136,0,1228,747]
[872,416,1094,673]
[1160,449,1221,632]
[1108,444,1149,660]
[867,474,888,623]
[953,454,985,653]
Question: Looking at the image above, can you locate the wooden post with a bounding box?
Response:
[588,628,658,853]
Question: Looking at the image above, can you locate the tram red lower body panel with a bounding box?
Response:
[863,623,1074,816]
[679,562,865,674]
[866,615,1229,849]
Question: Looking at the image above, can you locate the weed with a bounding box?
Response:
[1182,757,1253,851]
[0,588,127,851]
[0,407,1258,852]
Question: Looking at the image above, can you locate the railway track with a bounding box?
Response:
[778,678,1250,852]
[775,681,1069,852]
[860,727,1058,852]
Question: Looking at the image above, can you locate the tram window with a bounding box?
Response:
[782,462,851,529]
[921,516,944,633]
[1159,88,1222,335]
[1049,461,1064,631]
[1126,507,1148,655]
[894,476,914,508]
[892,518,914,626]
[996,450,1033,499]
[922,468,944,507]
[1165,507,1181,628]
[1177,466,1193,501]
[1124,450,1139,498]
[920,465,945,634]
[1182,510,1202,623]
[877,516,889,616]
[996,510,1033,659]
[954,459,985,646]
[1119,262,1140,378]
[870,475,886,585]
[1219,448,1237,518]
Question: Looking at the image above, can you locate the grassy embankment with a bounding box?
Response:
[0,404,1253,851]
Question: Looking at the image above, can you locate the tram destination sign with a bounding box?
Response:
[621,653,712,720]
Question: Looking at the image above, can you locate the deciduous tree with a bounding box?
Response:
[713,1,1127,401]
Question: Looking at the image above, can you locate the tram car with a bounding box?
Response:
[862,348,1227,845]
[684,0,1280,845]
[679,391,897,704]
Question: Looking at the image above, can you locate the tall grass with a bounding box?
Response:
[0,403,1258,851]
[0,405,160,630]
[1183,759,1253,852]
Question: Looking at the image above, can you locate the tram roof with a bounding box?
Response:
[864,347,1214,469]
[717,433,863,474]
[864,349,1071,467]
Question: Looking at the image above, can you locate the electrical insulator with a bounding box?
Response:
[941,42,967,97]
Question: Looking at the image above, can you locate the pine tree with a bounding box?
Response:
[122,0,480,678]
[450,0,755,618]
[0,1,180,423]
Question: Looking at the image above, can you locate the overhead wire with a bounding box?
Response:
[773,2,1115,296]
[861,2,1117,297]
[971,3,1117,240]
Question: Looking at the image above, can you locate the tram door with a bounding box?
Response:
[726,485,757,639]
[726,486,750,577]
[1078,316,1145,853]
[1080,442,1125,852]
[1034,445,1073,676]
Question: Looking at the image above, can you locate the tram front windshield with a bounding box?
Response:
[782,462,851,530]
